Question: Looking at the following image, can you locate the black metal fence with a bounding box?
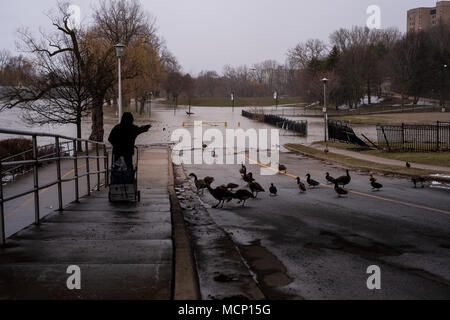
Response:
[242,110,308,136]
[376,121,450,152]
[328,120,368,146]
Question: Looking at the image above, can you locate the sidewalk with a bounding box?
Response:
[0,147,173,300]
[311,144,450,173]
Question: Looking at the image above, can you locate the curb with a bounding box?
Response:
[168,147,201,300]
[284,144,450,184]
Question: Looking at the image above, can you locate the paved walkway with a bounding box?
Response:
[311,144,450,173]
[0,147,173,300]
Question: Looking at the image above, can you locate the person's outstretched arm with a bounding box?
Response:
[137,124,152,135]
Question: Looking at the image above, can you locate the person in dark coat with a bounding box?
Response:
[108,112,151,169]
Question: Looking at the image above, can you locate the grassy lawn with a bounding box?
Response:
[331,112,450,125]
[285,143,440,177]
[314,141,450,168]
[159,97,305,107]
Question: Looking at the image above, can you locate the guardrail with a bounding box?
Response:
[0,128,110,246]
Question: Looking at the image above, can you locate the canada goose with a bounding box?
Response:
[233,189,255,207]
[269,183,278,196]
[324,145,329,154]
[221,183,239,191]
[205,183,234,208]
[296,177,306,193]
[412,177,425,188]
[249,181,265,198]
[370,176,383,191]
[325,172,336,184]
[335,170,351,187]
[279,164,287,173]
[243,172,255,183]
[306,174,320,188]
[212,150,217,158]
[189,173,207,193]
[239,164,247,176]
[204,176,215,185]
[334,182,348,197]
[406,161,411,168]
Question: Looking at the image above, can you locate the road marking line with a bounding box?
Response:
[5,161,95,219]
[237,149,450,216]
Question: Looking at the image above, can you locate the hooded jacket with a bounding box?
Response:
[108,112,150,157]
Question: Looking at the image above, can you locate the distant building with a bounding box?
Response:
[407,1,450,33]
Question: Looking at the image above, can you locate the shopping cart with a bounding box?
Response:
[108,146,141,202]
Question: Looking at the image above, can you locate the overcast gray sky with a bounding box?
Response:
[0,0,439,74]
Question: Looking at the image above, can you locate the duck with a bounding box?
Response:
[306,174,320,188]
[249,181,265,198]
[334,170,351,188]
[233,189,255,207]
[370,176,383,191]
[202,143,208,150]
[412,177,425,188]
[243,172,255,183]
[189,173,207,193]
[406,161,411,168]
[324,145,329,154]
[205,183,234,208]
[269,183,278,196]
[296,177,307,193]
[325,172,336,184]
[279,164,287,173]
[334,182,348,198]
[239,164,247,176]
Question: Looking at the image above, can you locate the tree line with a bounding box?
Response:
[167,24,450,110]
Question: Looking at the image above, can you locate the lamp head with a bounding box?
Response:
[114,43,126,58]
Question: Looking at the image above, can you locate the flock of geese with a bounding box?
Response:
[188,163,392,209]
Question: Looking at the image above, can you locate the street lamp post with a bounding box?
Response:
[322,78,329,142]
[114,43,126,123]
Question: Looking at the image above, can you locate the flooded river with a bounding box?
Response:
[0,102,378,147]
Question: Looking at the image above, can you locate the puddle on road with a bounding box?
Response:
[237,239,302,300]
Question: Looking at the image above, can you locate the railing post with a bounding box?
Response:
[436,121,440,152]
[32,135,40,225]
[55,137,63,211]
[104,146,109,187]
[0,162,5,246]
[73,140,79,202]
[96,143,100,191]
[85,141,91,196]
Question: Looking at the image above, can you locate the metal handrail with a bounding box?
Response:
[0,128,110,246]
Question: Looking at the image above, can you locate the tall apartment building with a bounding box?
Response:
[407,1,450,33]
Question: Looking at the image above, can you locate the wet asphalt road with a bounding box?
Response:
[184,148,450,299]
